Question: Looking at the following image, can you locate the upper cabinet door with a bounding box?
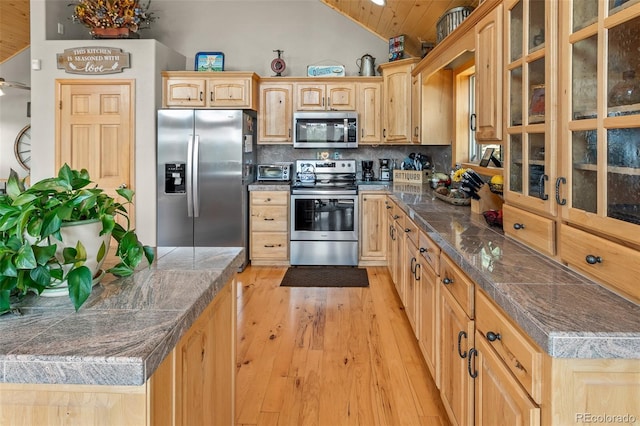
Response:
[259,83,293,143]
[207,78,251,108]
[559,0,640,245]
[504,0,557,216]
[475,4,503,141]
[295,83,356,110]
[164,78,206,107]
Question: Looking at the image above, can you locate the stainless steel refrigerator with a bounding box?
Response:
[157,109,256,269]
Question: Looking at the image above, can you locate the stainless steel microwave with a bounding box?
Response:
[293,111,358,148]
[257,163,291,181]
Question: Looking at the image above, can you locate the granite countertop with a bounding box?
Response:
[387,185,640,359]
[0,247,244,386]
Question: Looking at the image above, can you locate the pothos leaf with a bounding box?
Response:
[67,266,93,311]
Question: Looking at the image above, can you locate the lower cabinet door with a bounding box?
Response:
[440,287,474,426]
[474,334,540,426]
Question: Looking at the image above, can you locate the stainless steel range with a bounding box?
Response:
[290,159,358,266]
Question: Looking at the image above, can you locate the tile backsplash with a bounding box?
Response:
[257,145,452,179]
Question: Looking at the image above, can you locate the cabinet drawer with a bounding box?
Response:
[418,231,440,273]
[251,206,288,232]
[251,232,288,259]
[402,216,419,246]
[560,225,640,304]
[251,191,289,206]
[503,204,555,256]
[476,289,542,404]
[440,253,474,318]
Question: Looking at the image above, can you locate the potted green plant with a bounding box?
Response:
[0,164,154,314]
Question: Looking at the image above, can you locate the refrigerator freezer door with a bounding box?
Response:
[157,109,196,246]
[193,110,244,247]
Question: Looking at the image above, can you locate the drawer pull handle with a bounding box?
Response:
[513,223,525,230]
[264,244,275,247]
[585,255,602,265]
[386,205,392,209]
[410,257,417,274]
[468,348,478,379]
[486,331,501,342]
[443,277,454,285]
[457,330,468,358]
[264,217,275,221]
[415,263,421,281]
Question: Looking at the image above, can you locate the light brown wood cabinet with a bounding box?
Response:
[411,73,422,144]
[258,81,293,144]
[385,198,404,297]
[0,277,237,426]
[475,3,503,141]
[380,58,419,144]
[171,279,236,426]
[440,274,475,426]
[162,71,258,109]
[422,69,453,146]
[416,232,440,386]
[357,81,383,144]
[359,191,387,265]
[474,334,540,426]
[295,83,356,111]
[250,191,289,265]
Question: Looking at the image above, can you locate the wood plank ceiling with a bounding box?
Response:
[0,0,30,64]
[320,0,478,58]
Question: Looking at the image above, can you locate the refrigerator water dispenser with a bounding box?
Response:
[165,163,186,194]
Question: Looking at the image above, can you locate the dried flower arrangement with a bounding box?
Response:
[70,0,156,33]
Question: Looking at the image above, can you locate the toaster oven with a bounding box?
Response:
[257,164,291,181]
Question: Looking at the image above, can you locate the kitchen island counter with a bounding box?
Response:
[0,246,243,386]
[387,185,640,359]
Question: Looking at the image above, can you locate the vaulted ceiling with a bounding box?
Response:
[0,0,479,65]
[0,0,30,64]
[320,0,478,58]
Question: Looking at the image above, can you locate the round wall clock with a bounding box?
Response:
[14,124,31,171]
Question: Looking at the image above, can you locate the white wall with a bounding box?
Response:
[0,49,32,180]
[24,0,390,245]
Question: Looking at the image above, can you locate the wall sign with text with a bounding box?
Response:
[57,47,131,75]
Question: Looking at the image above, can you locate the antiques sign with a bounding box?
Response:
[57,47,130,75]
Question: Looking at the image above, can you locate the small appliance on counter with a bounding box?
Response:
[379,159,391,181]
[257,163,291,182]
[362,160,375,181]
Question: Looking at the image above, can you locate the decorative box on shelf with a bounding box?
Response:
[393,169,429,184]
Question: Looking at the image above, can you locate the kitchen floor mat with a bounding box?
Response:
[279,266,369,287]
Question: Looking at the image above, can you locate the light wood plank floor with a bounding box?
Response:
[235,265,449,426]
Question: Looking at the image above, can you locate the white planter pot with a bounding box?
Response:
[41,219,112,297]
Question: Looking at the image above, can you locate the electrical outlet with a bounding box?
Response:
[57,23,64,35]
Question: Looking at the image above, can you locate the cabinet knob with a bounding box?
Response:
[266,198,271,202]
[393,214,400,219]
[513,223,525,230]
[443,277,454,285]
[386,205,392,209]
[419,247,427,253]
[486,331,501,342]
[404,228,411,233]
[585,255,602,265]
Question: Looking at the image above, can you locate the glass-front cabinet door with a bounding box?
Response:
[504,0,557,215]
[560,0,640,243]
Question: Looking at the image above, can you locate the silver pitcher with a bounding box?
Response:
[357,54,376,76]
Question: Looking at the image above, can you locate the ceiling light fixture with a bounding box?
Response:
[370,0,385,6]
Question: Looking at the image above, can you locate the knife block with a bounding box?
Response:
[471,185,503,214]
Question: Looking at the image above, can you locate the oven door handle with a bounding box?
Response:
[291,190,358,196]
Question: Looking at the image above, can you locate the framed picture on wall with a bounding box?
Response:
[195,52,224,71]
